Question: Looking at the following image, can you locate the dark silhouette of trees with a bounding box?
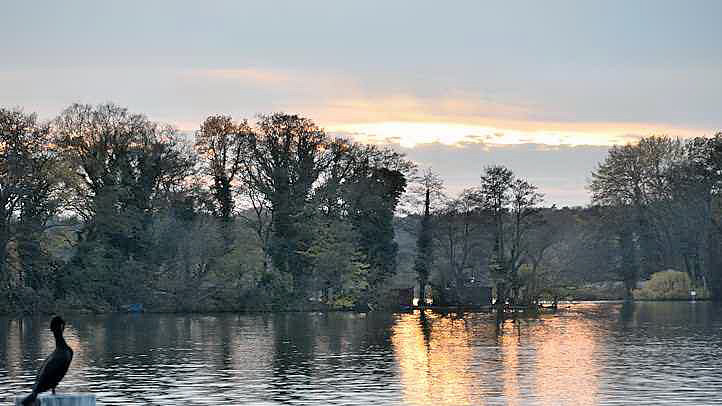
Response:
[434,189,484,305]
[590,134,722,300]
[675,134,722,298]
[3,102,721,313]
[194,112,411,307]
[409,169,444,306]
[476,166,543,316]
[590,137,684,279]
[0,108,65,308]
[240,114,329,298]
[53,103,195,307]
[478,165,513,317]
[195,115,251,223]
[344,165,407,301]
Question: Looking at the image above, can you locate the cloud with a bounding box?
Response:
[327,120,707,148]
[328,133,610,207]
[1,65,715,145]
[186,68,294,84]
[0,67,711,207]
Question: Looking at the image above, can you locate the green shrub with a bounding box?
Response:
[633,270,693,300]
[560,283,627,301]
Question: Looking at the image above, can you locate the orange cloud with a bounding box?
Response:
[151,68,722,146]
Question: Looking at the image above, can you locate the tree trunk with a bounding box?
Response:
[495,282,506,322]
[0,222,9,293]
[454,269,465,305]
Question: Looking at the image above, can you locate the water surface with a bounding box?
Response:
[2,302,722,405]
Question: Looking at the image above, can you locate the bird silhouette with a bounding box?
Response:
[21,316,74,405]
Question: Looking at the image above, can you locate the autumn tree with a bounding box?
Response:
[195,115,251,222]
[54,103,195,307]
[240,113,331,297]
[0,108,65,301]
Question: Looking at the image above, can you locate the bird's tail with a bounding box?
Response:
[21,392,37,405]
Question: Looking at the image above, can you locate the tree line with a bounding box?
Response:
[0,104,411,312]
[590,135,722,298]
[1,103,720,313]
[403,133,722,308]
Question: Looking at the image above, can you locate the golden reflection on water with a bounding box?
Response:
[500,324,521,405]
[392,310,601,406]
[391,311,478,405]
[532,315,600,405]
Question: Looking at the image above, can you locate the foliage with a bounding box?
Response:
[301,218,369,308]
[557,283,627,301]
[342,164,407,296]
[0,108,65,309]
[410,169,442,304]
[476,165,544,312]
[195,115,251,222]
[633,270,693,300]
[4,103,722,314]
[590,134,722,300]
[433,189,485,305]
[0,104,417,313]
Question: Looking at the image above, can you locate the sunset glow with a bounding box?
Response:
[328,120,707,148]
[3,1,722,404]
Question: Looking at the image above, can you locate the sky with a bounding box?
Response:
[2,1,721,206]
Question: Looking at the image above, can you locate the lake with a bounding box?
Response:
[2,302,722,405]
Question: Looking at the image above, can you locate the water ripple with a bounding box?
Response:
[3,303,722,404]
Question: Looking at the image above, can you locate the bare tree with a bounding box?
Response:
[435,188,482,304]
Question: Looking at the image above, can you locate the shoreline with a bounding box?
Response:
[2,299,715,318]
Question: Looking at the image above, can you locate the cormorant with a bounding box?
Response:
[21,316,74,405]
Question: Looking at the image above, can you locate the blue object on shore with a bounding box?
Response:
[126,304,144,313]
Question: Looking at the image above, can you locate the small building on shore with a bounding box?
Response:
[393,287,414,308]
